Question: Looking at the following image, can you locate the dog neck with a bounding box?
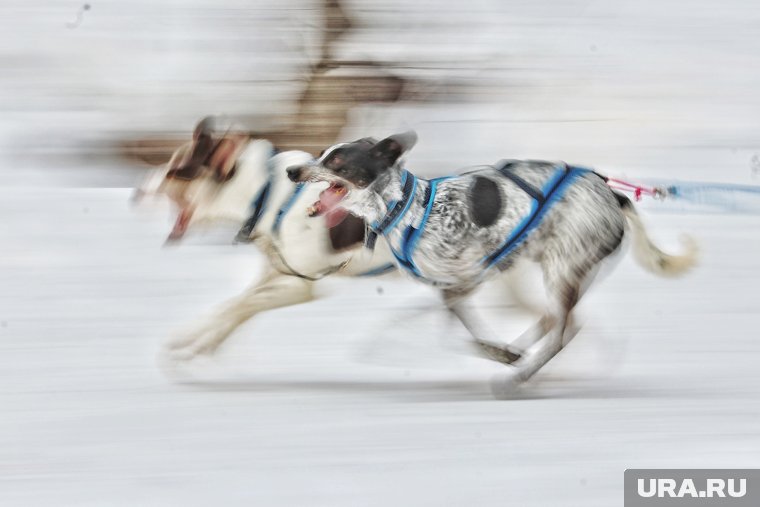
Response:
[376,166,406,205]
[344,165,428,234]
[339,165,406,225]
[193,139,276,224]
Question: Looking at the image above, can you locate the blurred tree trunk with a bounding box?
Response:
[121,0,404,164]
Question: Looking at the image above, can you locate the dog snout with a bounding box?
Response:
[286,165,304,182]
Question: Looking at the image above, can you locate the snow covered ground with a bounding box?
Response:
[1,186,759,506]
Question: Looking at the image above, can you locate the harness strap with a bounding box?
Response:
[485,164,586,268]
[272,183,306,237]
[235,146,279,243]
[268,240,350,281]
[605,176,662,201]
[389,177,447,279]
[495,160,545,203]
[235,180,271,242]
[364,229,378,250]
[372,171,417,235]
[356,262,396,277]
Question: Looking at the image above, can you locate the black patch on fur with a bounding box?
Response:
[469,177,502,227]
[328,213,367,252]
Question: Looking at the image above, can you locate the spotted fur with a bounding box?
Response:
[469,176,502,227]
[288,131,698,386]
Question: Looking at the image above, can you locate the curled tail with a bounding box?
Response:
[615,193,698,277]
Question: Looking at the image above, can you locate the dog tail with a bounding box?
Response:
[615,192,698,277]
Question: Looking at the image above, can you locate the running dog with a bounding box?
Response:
[287,131,698,386]
[135,119,399,361]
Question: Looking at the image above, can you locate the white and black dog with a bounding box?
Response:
[287,131,698,385]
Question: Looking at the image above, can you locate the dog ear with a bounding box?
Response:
[168,127,216,180]
[194,116,215,139]
[369,131,417,166]
[187,133,215,167]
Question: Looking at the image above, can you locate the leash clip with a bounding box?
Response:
[652,187,669,200]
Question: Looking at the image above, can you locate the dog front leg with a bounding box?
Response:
[442,289,522,365]
[166,270,314,360]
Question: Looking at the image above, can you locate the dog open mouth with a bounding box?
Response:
[308,182,349,227]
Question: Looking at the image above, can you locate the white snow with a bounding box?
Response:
[1,188,759,506]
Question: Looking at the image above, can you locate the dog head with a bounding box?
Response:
[286,131,417,221]
[164,116,241,184]
[133,117,249,241]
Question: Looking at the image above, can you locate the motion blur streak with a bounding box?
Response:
[1,0,759,506]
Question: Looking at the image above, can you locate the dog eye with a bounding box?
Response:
[326,155,344,169]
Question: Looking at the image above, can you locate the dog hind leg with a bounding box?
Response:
[491,267,584,397]
[511,241,612,386]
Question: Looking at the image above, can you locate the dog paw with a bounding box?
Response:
[156,346,196,381]
[165,330,204,350]
[488,370,527,400]
[164,333,224,361]
[476,341,523,365]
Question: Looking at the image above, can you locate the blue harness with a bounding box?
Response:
[235,149,311,240]
[235,149,279,242]
[371,160,593,285]
[236,151,396,277]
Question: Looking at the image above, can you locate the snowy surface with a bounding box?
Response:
[1,188,759,506]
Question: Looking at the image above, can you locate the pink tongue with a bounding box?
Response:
[167,208,193,241]
[319,187,348,227]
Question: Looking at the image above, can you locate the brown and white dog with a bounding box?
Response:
[135,119,402,361]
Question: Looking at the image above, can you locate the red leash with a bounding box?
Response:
[606,177,665,201]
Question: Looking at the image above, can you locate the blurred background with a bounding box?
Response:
[3,0,760,184]
[2,1,760,506]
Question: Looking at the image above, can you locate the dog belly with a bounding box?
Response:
[401,239,496,287]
